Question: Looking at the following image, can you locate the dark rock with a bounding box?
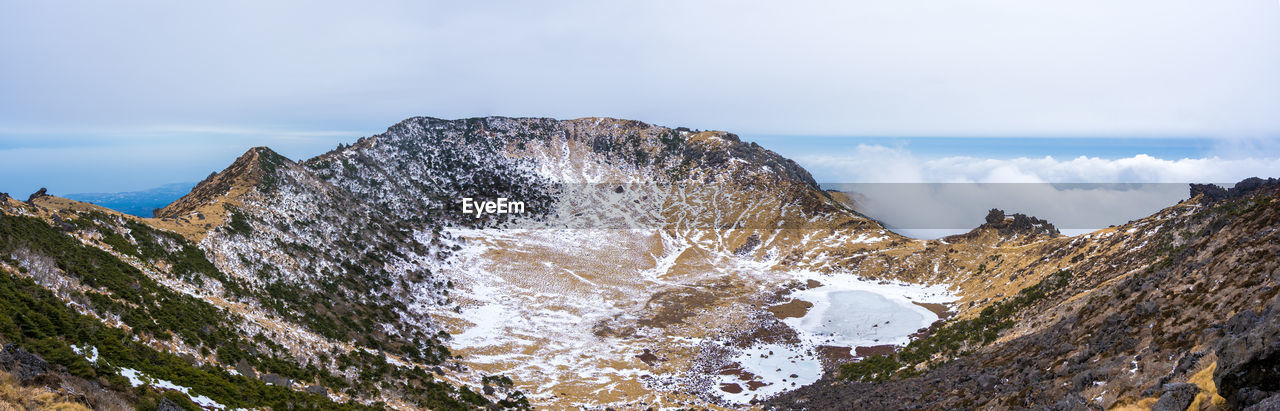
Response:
[261,373,292,387]
[306,385,328,395]
[0,344,49,381]
[156,397,185,411]
[1190,177,1280,203]
[985,208,1006,224]
[977,208,1060,238]
[26,187,48,204]
[50,214,76,232]
[614,185,624,193]
[1215,294,1280,409]
[975,373,997,389]
[1152,382,1198,411]
[1046,393,1092,411]
[0,192,10,203]
[734,234,761,256]
[1136,301,1160,317]
[1244,393,1280,411]
[235,358,257,379]
[483,384,496,395]
[1238,388,1280,409]
[1190,183,1228,202]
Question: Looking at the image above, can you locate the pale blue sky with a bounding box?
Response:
[2,1,1279,195]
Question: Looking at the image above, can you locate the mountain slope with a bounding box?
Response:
[769,180,1280,409]
[1,193,528,409]
[5,116,1278,409]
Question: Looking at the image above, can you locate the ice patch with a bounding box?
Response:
[784,272,952,349]
[715,343,822,404]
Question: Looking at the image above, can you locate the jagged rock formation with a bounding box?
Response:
[25,187,47,205]
[975,208,1061,239]
[1191,177,1280,203]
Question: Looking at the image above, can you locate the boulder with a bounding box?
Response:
[234,358,257,379]
[1244,393,1280,411]
[1215,294,1280,409]
[25,187,48,205]
[1152,382,1198,411]
[261,373,292,387]
[0,344,49,381]
[985,208,1005,224]
[156,397,185,411]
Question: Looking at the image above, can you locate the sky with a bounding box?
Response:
[2,1,1280,196]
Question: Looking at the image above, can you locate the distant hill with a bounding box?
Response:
[63,182,195,217]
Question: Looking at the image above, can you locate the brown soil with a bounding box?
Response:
[766,299,814,319]
[912,301,952,319]
[806,279,823,289]
[636,349,658,366]
[855,344,897,357]
[720,383,743,394]
[817,345,855,364]
[718,363,760,381]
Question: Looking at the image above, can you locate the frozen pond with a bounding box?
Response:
[784,273,953,348]
[714,273,954,404]
[790,290,935,347]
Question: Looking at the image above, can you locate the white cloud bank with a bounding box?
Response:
[798,145,1280,238]
[798,145,1280,184]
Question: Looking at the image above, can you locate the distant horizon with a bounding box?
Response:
[5,1,1279,194]
[5,129,1275,197]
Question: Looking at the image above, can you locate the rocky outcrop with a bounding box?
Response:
[1151,382,1197,411]
[25,188,48,205]
[155,397,185,411]
[1215,292,1280,409]
[0,344,48,381]
[1191,177,1280,203]
[976,208,1060,238]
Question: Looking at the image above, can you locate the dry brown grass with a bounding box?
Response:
[0,371,91,411]
[1187,361,1227,410]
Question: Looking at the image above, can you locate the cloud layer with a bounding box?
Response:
[798,145,1280,184]
[2,1,1279,137]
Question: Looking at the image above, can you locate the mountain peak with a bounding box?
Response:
[151,146,293,238]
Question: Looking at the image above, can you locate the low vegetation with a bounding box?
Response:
[0,212,527,409]
[840,270,1073,382]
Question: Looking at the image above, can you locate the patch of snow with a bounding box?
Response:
[714,343,822,404]
[117,367,225,409]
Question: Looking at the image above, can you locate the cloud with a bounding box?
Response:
[799,144,1280,237]
[798,145,1280,184]
[2,0,1279,137]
